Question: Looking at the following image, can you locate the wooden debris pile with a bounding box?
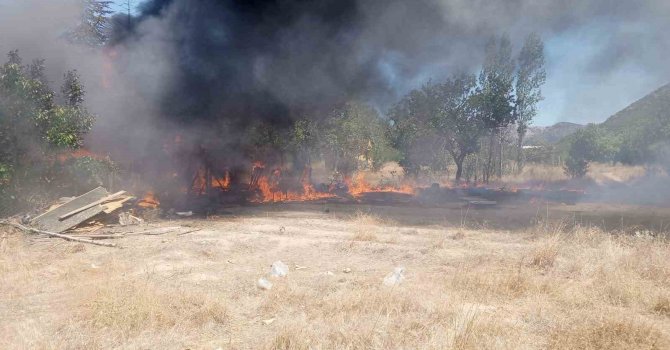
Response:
[0,187,201,248]
[30,187,133,234]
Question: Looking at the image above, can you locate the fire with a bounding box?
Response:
[190,168,231,194]
[248,161,335,202]
[345,173,415,196]
[248,163,415,203]
[138,191,160,209]
[212,171,231,189]
[252,167,335,203]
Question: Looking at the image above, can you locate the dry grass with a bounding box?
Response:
[81,280,227,336]
[547,315,667,350]
[502,162,647,185]
[350,211,385,241]
[1,206,670,349]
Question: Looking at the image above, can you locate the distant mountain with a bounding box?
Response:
[601,83,670,133]
[525,122,585,145]
[529,83,670,147]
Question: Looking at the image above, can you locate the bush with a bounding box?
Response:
[564,156,589,178]
[58,156,118,194]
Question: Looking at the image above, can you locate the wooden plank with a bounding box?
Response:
[33,187,104,221]
[58,191,126,220]
[101,196,134,214]
[31,187,110,233]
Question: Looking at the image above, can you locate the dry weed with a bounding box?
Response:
[528,235,562,269]
[548,315,668,350]
[350,211,385,241]
[80,280,227,337]
[652,295,670,317]
[451,230,466,240]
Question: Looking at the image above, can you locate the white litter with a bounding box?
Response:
[383,266,405,286]
[270,261,289,277]
[257,277,273,290]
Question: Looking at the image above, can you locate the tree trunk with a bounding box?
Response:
[454,154,466,183]
[516,129,525,174]
[498,131,504,178]
[485,129,496,183]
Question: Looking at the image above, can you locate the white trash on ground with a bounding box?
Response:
[257,277,273,290]
[270,260,289,277]
[383,266,405,286]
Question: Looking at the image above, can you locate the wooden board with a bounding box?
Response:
[101,196,134,214]
[31,187,110,233]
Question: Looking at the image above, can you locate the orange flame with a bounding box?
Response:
[344,173,415,197]
[138,191,160,209]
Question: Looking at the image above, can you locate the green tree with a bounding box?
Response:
[61,70,85,107]
[514,33,546,172]
[287,119,319,181]
[433,74,484,182]
[563,126,619,178]
[0,51,95,210]
[389,83,446,177]
[321,101,396,177]
[477,34,516,182]
[68,0,114,46]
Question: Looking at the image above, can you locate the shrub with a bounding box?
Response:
[564,156,589,178]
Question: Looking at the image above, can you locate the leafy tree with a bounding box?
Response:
[432,74,484,182]
[68,0,114,46]
[62,70,86,107]
[287,118,319,181]
[7,50,21,66]
[563,126,619,178]
[29,59,48,85]
[0,51,95,211]
[321,101,396,177]
[389,84,445,177]
[477,34,516,182]
[563,155,589,178]
[514,33,546,172]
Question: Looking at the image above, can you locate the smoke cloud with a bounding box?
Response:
[1,0,669,158]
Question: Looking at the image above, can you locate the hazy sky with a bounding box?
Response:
[107,0,669,127]
[2,0,668,127]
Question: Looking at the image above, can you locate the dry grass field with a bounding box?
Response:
[500,162,648,185]
[1,202,669,349]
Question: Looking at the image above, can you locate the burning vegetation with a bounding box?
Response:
[2,0,669,215]
[2,1,670,349]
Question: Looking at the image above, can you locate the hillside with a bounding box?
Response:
[554,83,670,166]
[601,83,670,133]
[525,122,585,145]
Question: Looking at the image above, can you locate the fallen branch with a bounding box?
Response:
[177,228,202,236]
[124,226,183,236]
[66,234,125,240]
[0,221,118,248]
